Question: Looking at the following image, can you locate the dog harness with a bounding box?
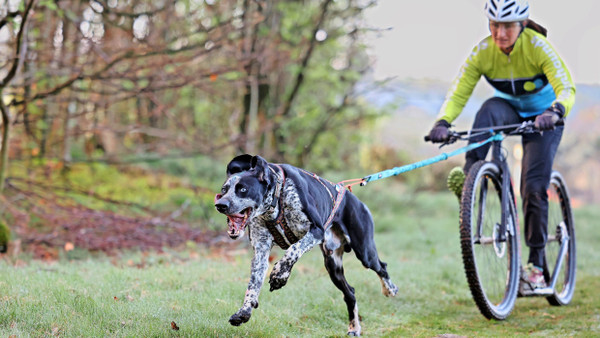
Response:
[266,165,346,249]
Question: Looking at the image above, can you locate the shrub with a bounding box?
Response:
[0,221,10,253]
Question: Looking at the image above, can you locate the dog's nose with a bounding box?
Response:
[215,201,229,214]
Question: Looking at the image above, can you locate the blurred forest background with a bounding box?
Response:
[1,0,598,259]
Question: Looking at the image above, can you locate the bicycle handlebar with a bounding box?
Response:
[424,119,564,146]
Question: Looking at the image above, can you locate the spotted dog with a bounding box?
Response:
[214,154,398,336]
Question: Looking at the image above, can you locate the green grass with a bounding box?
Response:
[1,187,599,337]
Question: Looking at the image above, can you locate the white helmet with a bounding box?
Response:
[484,0,529,22]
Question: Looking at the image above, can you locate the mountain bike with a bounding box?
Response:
[431,121,576,320]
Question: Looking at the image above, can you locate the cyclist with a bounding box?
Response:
[427,0,576,290]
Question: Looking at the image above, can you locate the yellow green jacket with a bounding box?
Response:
[438,28,576,122]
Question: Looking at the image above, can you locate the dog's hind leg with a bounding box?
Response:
[355,244,398,298]
[321,244,361,336]
[376,261,398,297]
[343,198,398,298]
[350,224,398,298]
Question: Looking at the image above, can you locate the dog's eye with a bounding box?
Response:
[221,187,227,194]
[236,184,248,195]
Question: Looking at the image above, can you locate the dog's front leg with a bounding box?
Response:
[229,228,273,326]
[269,231,320,291]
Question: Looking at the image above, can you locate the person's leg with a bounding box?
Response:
[464,97,521,173]
[521,125,564,269]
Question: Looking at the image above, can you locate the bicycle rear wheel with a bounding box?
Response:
[460,160,520,320]
[544,170,576,305]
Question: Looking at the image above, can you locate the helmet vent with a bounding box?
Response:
[504,1,516,11]
[518,6,529,15]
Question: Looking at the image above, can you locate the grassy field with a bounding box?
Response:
[1,186,599,337]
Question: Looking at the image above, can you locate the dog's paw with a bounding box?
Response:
[229,308,252,326]
[380,277,398,297]
[269,262,291,291]
[268,268,291,291]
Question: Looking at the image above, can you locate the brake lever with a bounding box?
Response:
[512,121,537,135]
[437,133,459,148]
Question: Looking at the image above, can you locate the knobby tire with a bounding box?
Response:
[459,160,520,320]
[544,170,576,306]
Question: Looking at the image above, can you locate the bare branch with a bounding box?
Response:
[0,0,36,87]
[277,0,333,119]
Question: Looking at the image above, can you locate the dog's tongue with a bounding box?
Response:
[227,212,247,235]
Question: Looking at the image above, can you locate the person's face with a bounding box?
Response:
[489,20,522,52]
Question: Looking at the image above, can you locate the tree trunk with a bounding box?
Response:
[0,0,36,192]
[0,100,10,192]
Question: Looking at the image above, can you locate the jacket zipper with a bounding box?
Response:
[508,54,516,95]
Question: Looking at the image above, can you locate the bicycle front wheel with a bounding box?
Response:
[460,160,521,320]
[544,170,576,306]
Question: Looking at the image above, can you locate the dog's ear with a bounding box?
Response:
[250,155,271,185]
[226,154,253,177]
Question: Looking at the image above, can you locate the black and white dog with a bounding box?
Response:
[214,154,397,336]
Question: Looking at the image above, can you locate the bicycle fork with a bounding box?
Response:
[492,141,510,243]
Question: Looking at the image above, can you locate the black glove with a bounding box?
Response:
[428,119,451,143]
[535,103,565,131]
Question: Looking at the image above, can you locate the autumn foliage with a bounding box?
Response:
[0,0,383,257]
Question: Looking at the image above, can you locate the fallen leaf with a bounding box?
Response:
[171,321,180,331]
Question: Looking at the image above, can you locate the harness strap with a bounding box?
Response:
[323,183,346,231]
[299,168,335,202]
[298,168,347,231]
[266,164,299,249]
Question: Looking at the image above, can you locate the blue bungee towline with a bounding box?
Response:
[312,132,505,234]
[337,133,505,190]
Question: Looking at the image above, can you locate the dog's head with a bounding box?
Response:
[215,154,273,239]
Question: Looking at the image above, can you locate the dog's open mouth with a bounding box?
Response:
[227,207,252,239]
